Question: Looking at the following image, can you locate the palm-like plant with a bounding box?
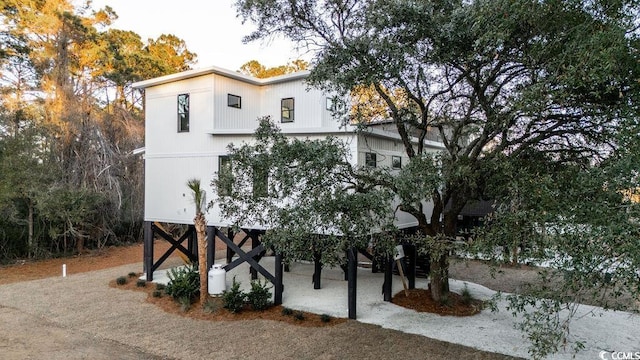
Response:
[187,178,208,304]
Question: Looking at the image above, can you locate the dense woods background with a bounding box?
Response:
[0,0,196,260]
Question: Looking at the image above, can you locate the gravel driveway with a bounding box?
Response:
[0,264,518,360]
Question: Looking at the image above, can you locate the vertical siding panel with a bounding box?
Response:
[213,75,262,130]
[357,135,408,168]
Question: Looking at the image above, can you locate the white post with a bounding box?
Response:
[62,264,67,277]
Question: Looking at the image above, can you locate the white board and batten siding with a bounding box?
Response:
[136,67,348,226]
[212,75,261,131]
[142,73,218,225]
[210,72,341,134]
[134,65,444,229]
[355,134,442,229]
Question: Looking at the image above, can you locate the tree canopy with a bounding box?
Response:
[234,0,640,357]
[238,59,308,78]
[0,0,196,258]
[216,117,397,265]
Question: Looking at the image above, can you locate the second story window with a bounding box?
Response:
[365,152,377,168]
[218,156,232,196]
[281,98,294,123]
[392,156,402,169]
[177,93,189,132]
[326,97,334,111]
[228,94,241,108]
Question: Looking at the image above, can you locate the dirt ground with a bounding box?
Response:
[1,240,635,359]
[0,242,523,360]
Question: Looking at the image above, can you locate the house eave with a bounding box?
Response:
[132,65,310,89]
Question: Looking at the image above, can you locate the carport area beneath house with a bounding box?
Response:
[146,256,411,319]
[141,250,640,360]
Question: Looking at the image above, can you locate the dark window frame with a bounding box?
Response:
[227,94,241,109]
[365,152,377,168]
[218,155,233,196]
[326,97,334,111]
[281,97,294,123]
[177,93,189,132]
[392,155,402,169]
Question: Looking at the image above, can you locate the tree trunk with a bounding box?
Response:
[27,199,34,258]
[76,236,85,254]
[194,213,208,305]
[429,252,449,302]
[428,210,457,302]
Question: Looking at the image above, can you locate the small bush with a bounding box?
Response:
[222,277,246,313]
[155,283,166,291]
[203,298,222,314]
[294,311,305,321]
[178,296,191,312]
[461,283,473,305]
[246,278,272,311]
[165,264,200,302]
[439,294,452,307]
[320,314,332,323]
[128,272,137,278]
[136,279,146,287]
[152,290,162,298]
[116,276,127,285]
[281,307,293,316]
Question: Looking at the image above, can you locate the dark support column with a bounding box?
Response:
[347,247,357,319]
[274,253,284,305]
[383,256,393,302]
[342,250,349,281]
[188,225,197,258]
[144,221,154,281]
[406,244,416,289]
[250,231,258,280]
[206,226,215,271]
[226,228,234,264]
[313,251,322,289]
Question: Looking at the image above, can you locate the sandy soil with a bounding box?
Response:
[0,252,521,360]
[1,241,635,359]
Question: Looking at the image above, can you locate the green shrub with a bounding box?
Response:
[461,283,473,306]
[281,307,293,316]
[116,276,127,285]
[136,279,146,287]
[320,314,332,323]
[128,272,137,278]
[439,294,452,307]
[165,264,200,302]
[294,311,305,321]
[203,298,222,314]
[155,283,166,291]
[246,278,272,311]
[178,296,191,312]
[222,277,246,313]
[152,290,162,298]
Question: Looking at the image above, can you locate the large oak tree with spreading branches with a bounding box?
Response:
[232,0,640,357]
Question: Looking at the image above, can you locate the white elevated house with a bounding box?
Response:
[133,65,445,229]
[132,65,445,317]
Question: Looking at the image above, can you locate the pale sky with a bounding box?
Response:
[86,0,308,71]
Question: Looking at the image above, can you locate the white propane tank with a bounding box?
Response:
[208,264,226,296]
